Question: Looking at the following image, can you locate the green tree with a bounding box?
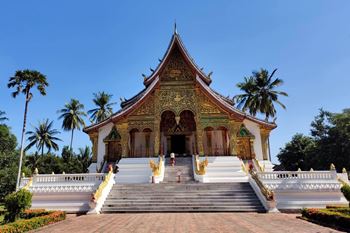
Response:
[310,109,350,171]
[0,124,19,199]
[87,91,116,123]
[277,134,316,171]
[0,110,8,123]
[25,152,41,173]
[77,146,92,173]
[7,69,48,191]
[234,68,288,120]
[34,153,64,174]
[58,99,86,150]
[277,109,350,172]
[60,146,83,173]
[25,119,61,156]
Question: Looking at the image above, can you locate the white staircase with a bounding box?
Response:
[115,158,157,184]
[195,156,248,183]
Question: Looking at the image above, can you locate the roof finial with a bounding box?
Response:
[174,20,178,35]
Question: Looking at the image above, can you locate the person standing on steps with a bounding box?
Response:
[170,152,175,166]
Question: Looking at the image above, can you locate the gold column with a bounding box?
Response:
[118,122,129,157]
[154,89,160,156]
[228,120,241,155]
[196,117,204,155]
[260,127,271,160]
[89,132,98,163]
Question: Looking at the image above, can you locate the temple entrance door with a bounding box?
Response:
[160,110,197,156]
[171,135,186,154]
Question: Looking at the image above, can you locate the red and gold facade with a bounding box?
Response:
[84,32,276,164]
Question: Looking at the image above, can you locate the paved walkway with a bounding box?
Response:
[34,213,343,233]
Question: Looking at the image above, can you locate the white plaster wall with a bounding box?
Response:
[243,119,264,161]
[97,123,114,165]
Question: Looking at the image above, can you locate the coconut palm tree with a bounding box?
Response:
[25,119,61,156]
[88,91,116,123]
[0,111,8,123]
[7,69,48,190]
[234,68,288,120]
[58,99,86,150]
[25,152,41,173]
[77,146,92,173]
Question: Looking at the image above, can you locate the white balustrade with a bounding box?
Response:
[32,173,105,184]
[257,171,341,191]
[258,171,337,181]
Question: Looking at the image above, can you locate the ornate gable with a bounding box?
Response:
[103,126,121,142]
[160,44,195,83]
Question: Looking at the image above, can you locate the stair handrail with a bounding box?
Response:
[149,156,163,177]
[88,164,115,214]
[91,165,113,203]
[194,155,208,175]
[253,159,264,172]
[22,177,33,190]
[249,169,274,201]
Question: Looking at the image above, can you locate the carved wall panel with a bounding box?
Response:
[200,117,229,129]
[158,88,196,115]
[160,45,195,82]
[197,92,223,115]
[128,120,154,132]
[131,95,155,116]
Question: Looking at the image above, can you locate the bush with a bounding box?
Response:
[341,183,350,203]
[0,210,66,233]
[3,190,32,223]
[302,208,350,230]
[20,209,49,219]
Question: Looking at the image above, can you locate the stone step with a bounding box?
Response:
[104,200,260,207]
[113,182,251,188]
[111,186,253,191]
[102,207,265,213]
[104,197,256,205]
[111,187,251,194]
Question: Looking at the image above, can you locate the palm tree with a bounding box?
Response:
[25,119,61,156]
[25,152,41,173]
[0,111,8,123]
[7,69,48,191]
[87,92,116,123]
[234,68,288,120]
[77,146,92,173]
[58,99,86,150]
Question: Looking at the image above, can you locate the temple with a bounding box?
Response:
[84,30,276,171]
[20,30,348,214]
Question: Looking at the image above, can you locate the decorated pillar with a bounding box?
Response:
[118,122,128,157]
[89,132,98,163]
[196,117,204,155]
[228,120,241,155]
[154,89,161,156]
[260,127,271,160]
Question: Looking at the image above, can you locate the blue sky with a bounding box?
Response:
[0,1,349,163]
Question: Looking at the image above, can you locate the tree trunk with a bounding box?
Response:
[70,128,74,151]
[15,91,30,191]
[41,146,44,156]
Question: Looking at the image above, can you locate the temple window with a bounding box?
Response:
[129,128,154,157]
[203,126,229,156]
